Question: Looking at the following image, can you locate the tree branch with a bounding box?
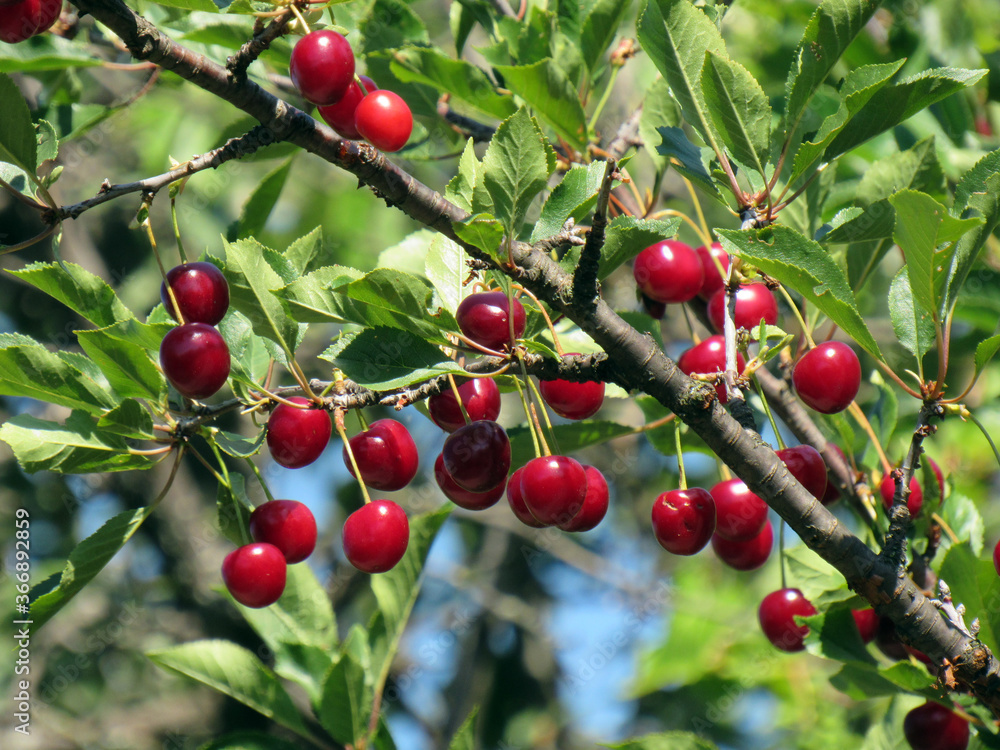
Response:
[226,12,292,82]
[571,159,615,307]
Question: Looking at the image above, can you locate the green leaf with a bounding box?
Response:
[803,608,876,665]
[940,544,997,654]
[655,126,723,201]
[445,139,478,213]
[937,492,984,558]
[76,326,166,401]
[148,640,312,739]
[217,310,271,393]
[701,52,771,179]
[97,400,155,439]
[448,707,478,750]
[36,119,58,165]
[317,651,370,745]
[830,660,936,699]
[324,327,465,390]
[531,161,610,242]
[717,226,882,359]
[580,0,629,73]
[343,268,456,340]
[784,544,856,609]
[973,334,1000,382]
[638,77,682,174]
[0,72,37,175]
[198,732,302,750]
[598,216,682,280]
[425,236,470,317]
[977,553,1000,658]
[0,40,105,73]
[29,505,156,629]
[8,261,132,328]
[888,267,935,363]
[281,265,366,323]
[603,731,720,749]
[283,227,326,276]
[507,420,636,468]
[360,0,429,54]
[866,369,898,451]
[227,156,294,241]
[152,0,218,10]
[213,429,267,458]
[453,213,505,262]
[492,61,588,150]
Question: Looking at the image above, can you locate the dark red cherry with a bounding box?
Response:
[520,455,588,526]
[160,322,230,400]
[792,341,862,414]
[266,397,332,469]
[355,90,413,152]
[249,500,317,564]
[539,356,605,420]
[0,0,60,44]
[507,466,546,527]
[821,444,848,505]
[456,291,526,352]
[221,543,287,608]
[434,453,506,511]
[707,282,778,332]
[160,261,230,326]
[776,444,828,499]
[558,465,609,532]
[994,539,1000,577]
[696,242,730,301]
[903,702,970,750]
[428,377,501,433]
[342,499,409,573]
[632,239,704,304]
[344,419,419,491]
[289,29,355,105]
[880,471,923,517]
[758,588,817,652]
[852,608,879,644]
[651,487,716,555]
[441,420,510,492]
[711,520,773,571]
[640,292,666,319]
[677,335,746,404]
[710,478,768,542]
[318,75,377,140]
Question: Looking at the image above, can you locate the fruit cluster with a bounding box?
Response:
[0,0,61,44]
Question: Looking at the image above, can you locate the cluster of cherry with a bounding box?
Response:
[0,0,61,44]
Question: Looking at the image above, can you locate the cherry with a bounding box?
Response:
[266,397,332,469]
[428,376,501,433]
[650,487,716,555]
[879,457,943,517]
[677,335,746,404]
[318,75,377,140]
[696,242,730,301]
[711,520,773,571]
[758,588,817,652]
[792,341,862,414]
[903,702,970,750]
[159,322,230,400]
[640,292,666,319]
[632,239,704,304]
[852,608,879,644]
[520,455,588,526]
[455,291,526,352]
[342,499,409,573]
[821,444,848,505]
[289,30,355,105]
[441,420,510,492]
[710,478,769,542]
[775,444,828,499]
[221,543,287,608]
[160,261,230,326]
[558,465,609,532]
[707,282,778,332]
[994,538,1000,577]
[434,453,506,511]
[355,90,414,152]
[874,616,910,661]
[507,466,547,527]
[344,419,419,491]
[0,0,60,44]
[539,358,605,420]
[249,500,317,564]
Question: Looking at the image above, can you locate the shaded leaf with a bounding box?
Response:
[227,157,294,241]
[198,732,302,750]
[509,420,637,469]
[945,150,1000,315]
[580,0,629,73]
[97,400,155,439]
[888,267,935,362]
[803,608,876,665]
[0,72,36,175]
[638,77,682,174]
[448,707,479,750]
[532,160,610,242]
[317,651,370,745]
[324,327,464,390]
[598,216,682,279]
[390,47,515,120]
[655,126,723,201]
[453,213,505,262]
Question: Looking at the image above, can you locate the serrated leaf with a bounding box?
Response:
[344,268,455,339]
[97,400,155,439]
[445,139,478,213]
[580,0,629,73]
[0,335,117,413]
[531,161,610,242]
[0,72,37,176]
[492,61,587,150]
[153,0,218,9]
[76,326,166,401]
[425,236,469,317]
[217,309,271,392]
[8,261,132,328]
[945,151,1000,316]
[360,0,429,55]
[655,126,723,201]
[325,327,464,390]
[282,265,366,323]
[830,660,936,699]
[973,334,1000,381]
[36,119,58,165]
[283,227,325,276]
[718,226,882,359]
[701,52,771,179]
[227,157,293,242]
[638,77,682,174]
[603,731,720,750]
[507,420,636,468]
[598,216,682,279]
[453,213,505,262]
[888,267,934,362]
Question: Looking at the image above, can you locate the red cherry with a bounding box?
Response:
[507,466,546,527]
[903,702,970,750]
[344,419,419,491]
[711,520,773,571]
[266,397,332,469]
[289,30,355,105]
[677,335,746,404]
[821,444,848,505]
[852,608,879,644]
[776,444,828,499]
[879,458,941,517]
[355,90,413,152]
[651,487,716,555]
[696,242,730,301]
[558,465,609,532]
[520,455,588,526]
[342,500,409,573]
[994,539,1000,577]
[160,262,230,326]
[441,420,510,492]
[318,76,377,140]
[539,355,605,420]
[758,588,817,652]
[632,239,704,304]
[249,500,317,564]
[159,322,230,400]
[0,0,60,44]
[434,453,506,511]
[707,282,778,332]
[428,376,501,433]
[792,341,862,414]
[221,543,287,608]
[710,478,769,542]
[455,291,526,352]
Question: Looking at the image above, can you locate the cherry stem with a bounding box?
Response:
[203,439,250,544]
[956,406,1000,471]
[512,284,562,356]
[246,458,277,504]
[336,408,373,505]
[446,374,472,426]
[511,374,542,459]
[145,201,187,326]
[288,1,310,32]
[289,358,319,402]
[355,407,370,432]
[775,284,815,348]
[253,384,310,410]
[0,222,61,257]
[169,182,188,263]
[648,208,714,250]
[451,330,507,358]
[526,376,560,455]
[847,402,893,475]
[673,421,687,491]
[753,377,786,450]
[632,411,676,434]
[680,305,701,346]
[355,74,370,96]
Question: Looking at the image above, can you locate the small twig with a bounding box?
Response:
[437,97,497,143]
[227,13,293,81]
[571,160,616,306]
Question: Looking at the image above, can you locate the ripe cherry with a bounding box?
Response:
[289,30,355,105]
[707,282,778,332]
[994,538,1000,577]
[558,465,610,532]
[879,457,943,517]
[507,466,547,527]
[455,291,526,352]
[632,239,704,304]
[792,341,862,414]
[249,500,317,564]
[710,478,769,542]
[441,420,510,492]
[651,487,716,555]
[821,444,848,505]
[696,242,730,301]
[852,608,879,644]
[428,377,501,433]
[520,455,588,526]
[434,453,506,511]
[903,702,970,750]
[0,0,61,44]
[776,445,828,499]
[677,335,746,404]
[342,499,409,573]
[266,397,332,469]
[160,322,230,400]
[539,357,605,420]
[318,75,377,140]
[221,543,287,608]
[344,419,419,491]
[355,90,413,152]
[758,588,817,652]
[160,261,230,326]
[711,520,773,571]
